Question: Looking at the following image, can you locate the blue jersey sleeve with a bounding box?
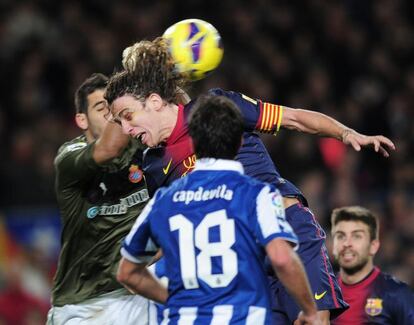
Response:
[391,283,414,324]
[254,186,298,248]
[208,88,283,135]
[121,196,159,263]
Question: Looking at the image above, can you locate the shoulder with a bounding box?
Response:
[377,271,413,298]
[207,88,240,100]
[54,136,89,165]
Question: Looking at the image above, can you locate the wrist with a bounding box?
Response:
[341,128,355,142]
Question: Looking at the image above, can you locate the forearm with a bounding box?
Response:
[117,257,168,304]
[93,122,130,164]
[281,107,351,141]
[122,268,168,304]
[274,251,317,315]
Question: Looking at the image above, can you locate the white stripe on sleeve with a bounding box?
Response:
[256,186,281,237]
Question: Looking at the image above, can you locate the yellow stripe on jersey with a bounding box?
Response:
[258,103,284,134]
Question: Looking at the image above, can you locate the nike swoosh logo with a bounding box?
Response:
[314,291,327,300]
[163,158,173,175]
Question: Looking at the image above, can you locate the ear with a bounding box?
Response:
[369,239,380,256]
[147,93,164,111]
[75,113,89,131]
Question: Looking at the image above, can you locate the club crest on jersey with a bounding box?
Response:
[128,164,143,183]
[365,298,383,316]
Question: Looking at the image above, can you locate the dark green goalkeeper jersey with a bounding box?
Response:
[51,135,149,306]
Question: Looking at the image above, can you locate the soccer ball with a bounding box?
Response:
[163,19,223,81]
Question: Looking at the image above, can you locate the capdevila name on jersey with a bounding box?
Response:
[172,184,233,205]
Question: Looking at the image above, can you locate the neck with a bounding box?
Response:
[340,260,375,285]
[84,130,95,143]
[159,103,179,142]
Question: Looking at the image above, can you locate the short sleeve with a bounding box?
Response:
[254,186,298,249]
[208,88,283,135]
[121,196,159,263]
[54,140,100,189]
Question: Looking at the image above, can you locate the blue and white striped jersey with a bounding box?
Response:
[121,159,298,325]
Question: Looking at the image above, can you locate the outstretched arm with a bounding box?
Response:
[281,107,395,157]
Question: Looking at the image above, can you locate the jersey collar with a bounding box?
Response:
[165,104,186,145]
[194,158,244,174]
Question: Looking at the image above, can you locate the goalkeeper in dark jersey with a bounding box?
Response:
[47,73,153,324]
[104,38,395,324]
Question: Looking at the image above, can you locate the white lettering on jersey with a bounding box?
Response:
[87,188,149,218]
[172,185,233,205]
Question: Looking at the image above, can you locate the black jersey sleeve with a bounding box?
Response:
[54,139,100,189]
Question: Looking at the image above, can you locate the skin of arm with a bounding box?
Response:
[93,122,130,164]
[281,107,395,157]
[117,257,168,304]
[266,238,319,323]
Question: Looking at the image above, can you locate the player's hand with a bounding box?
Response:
[294,311,323,325]
[341,129,396,157]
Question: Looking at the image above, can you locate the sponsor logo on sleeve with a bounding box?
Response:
[85,189,149,219]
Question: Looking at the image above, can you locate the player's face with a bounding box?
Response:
[86,89,109,139]
[110,95,162,147]
[332,221,378,275]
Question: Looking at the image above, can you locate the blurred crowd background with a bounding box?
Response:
[0,0,413,324]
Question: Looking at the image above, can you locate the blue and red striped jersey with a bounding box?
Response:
[332,267,414,324]
[143,88,304,202]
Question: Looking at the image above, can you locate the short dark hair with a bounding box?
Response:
[105,38,186,105]
[188,95,244,159]
[331,206,379,241]
[75,73,108,114]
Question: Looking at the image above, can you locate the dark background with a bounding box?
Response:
[0,1,413,324]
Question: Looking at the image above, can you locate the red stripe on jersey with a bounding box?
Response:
[257,102,282,133]
[255,100,264,130]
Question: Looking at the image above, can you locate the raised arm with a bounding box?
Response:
[281,107,395,157]
[93,121,130,164]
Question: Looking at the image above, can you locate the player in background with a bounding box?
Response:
[47,73,152,324]
[117,95,321,325]
[331,206,414,324]
[105,38,395,323]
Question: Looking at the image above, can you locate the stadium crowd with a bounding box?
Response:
[0,0,413,324]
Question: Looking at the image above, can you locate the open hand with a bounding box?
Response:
[341,129,396,157]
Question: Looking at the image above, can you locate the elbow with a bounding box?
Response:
[267,239,295,271]
[116,267,129,285]
[271,252,294,271]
